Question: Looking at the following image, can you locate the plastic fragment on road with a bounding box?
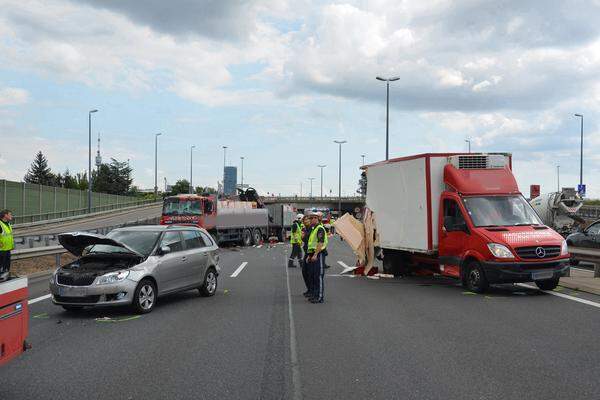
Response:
[95,315,141,323]
[32,313,49,319]
[462,291,477,295]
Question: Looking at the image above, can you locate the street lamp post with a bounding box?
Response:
[317,165,326,198]
[465,139,471,153]
[574,114,584,192]
[154,133,162,198]
[334,140,347,216]
[88,109,98,213]
[376,76,400,160]
[557,165,560,192]
[308,178,315,198]
[190,145,195,194]
[240,156,244,189]
[361,155,365,166]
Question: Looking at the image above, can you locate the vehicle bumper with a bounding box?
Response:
[481,259,570,283]
[49,279,138,307]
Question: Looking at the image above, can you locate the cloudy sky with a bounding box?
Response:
[1,0,599,197]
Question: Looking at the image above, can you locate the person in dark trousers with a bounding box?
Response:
[288,214,304,268]
[302,215,313,297]
[306,211,328,303]
[0,209,15,281]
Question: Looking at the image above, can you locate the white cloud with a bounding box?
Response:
[0,87,28,106]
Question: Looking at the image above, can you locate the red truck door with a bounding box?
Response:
[439,196,470,277]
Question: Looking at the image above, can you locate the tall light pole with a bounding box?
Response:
[361,155,365,166]
[376,76,400,160]
[88,109,98,213]
[557,165,560,192]
[308,178,315,198]
[189,145,195,194]
[300,182,303,197]
[465,138,471,153]
[154,133,162,198]
[317,165,326,198]
[334,140,347,216]
[574,114,584,193]
[240,156,244,189]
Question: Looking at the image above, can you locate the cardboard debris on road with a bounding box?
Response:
[333,208,380,275]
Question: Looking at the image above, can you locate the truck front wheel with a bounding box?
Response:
[535,277,560,291]
[241,229,252,246]
[464,260,489,293]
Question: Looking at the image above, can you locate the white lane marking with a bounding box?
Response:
[230,262,248,278]
[28,294,52,305]
[284,254,302,400]
[337,261,357,275]
[518,283,600,309]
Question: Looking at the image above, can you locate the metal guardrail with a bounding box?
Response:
[568,247,600,277]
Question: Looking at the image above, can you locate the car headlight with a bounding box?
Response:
[560,240,568,256]
[96,270,130,285]
[487,243,514,259]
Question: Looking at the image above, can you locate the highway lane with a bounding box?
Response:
[2,238,600,399]
[14,203,162,237]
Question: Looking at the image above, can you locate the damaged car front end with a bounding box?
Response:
[50,230,159,311]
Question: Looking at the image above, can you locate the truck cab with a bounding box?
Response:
[439,161,569,291]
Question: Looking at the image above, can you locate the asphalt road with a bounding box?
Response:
[2,238,600,399]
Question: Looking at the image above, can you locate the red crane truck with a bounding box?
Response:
[365,153,569,292]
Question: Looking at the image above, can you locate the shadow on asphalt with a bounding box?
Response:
[363,275,543,298]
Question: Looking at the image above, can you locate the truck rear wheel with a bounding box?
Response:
[241,229,252,246]
[252,228,262,245]
[382,251,409,277]
[464,260,489,293]
[535,277,560,291]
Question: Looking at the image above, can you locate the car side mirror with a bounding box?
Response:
[159,246,171,255]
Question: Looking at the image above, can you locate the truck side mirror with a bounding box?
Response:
[205,202,213,213]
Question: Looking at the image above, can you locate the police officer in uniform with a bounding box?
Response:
[288,214,304,268]
[307,211,328,303]
[302,215,313,297]
[0,209,15,281]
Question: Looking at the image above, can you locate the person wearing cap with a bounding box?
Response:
[0,209,14,281]
[288,214,304,268]
[307,211,328,303]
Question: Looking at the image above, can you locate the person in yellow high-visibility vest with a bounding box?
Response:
[0,209,15,281]
[306,211,328,303]
[288,214,304,268]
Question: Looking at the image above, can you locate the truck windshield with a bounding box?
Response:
[162,199,202,216]
[463,195,543,227]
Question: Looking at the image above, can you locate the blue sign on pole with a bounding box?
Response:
[578,184,586,197]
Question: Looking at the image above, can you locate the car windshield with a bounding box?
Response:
[87,230,162,257]
[162,198,202,216]
[463,195,543,227]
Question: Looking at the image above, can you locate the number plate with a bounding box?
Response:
[532,270,554,280]
[58,286,87,297]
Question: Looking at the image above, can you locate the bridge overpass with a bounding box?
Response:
[262,196,365,214]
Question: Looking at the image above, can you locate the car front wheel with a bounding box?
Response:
[199,268,218,297]
[132,279,157,314]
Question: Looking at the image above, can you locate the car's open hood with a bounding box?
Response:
[58,232,143,257]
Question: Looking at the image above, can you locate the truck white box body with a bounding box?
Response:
[365,154,448,254]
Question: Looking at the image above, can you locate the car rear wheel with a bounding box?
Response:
[535,277,560,291]
[132,279,157,314]
[241,229,252,246]
[199,268,218,297]
[62,305,84,312]
[464,260,489,293]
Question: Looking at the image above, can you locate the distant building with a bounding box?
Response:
[224,166,237,196]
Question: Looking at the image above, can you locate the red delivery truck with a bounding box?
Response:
[0,276,29,366]
[364,153,569,292]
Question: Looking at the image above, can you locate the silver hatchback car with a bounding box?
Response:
[49,225,220,313]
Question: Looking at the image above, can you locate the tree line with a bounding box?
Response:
[24,151,135,196]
